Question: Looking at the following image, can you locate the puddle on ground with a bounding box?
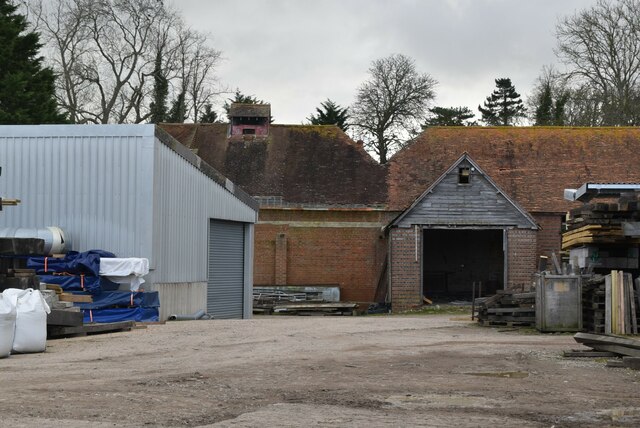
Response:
[465,371,529,378]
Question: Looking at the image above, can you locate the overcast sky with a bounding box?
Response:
[175,0,599,124]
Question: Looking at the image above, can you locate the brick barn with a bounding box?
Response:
[163,108,640,311]
[388,153,539,308]
[387,127,640,310]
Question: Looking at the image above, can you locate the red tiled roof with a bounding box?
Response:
[388,127,640,213]
[159,123,387,206]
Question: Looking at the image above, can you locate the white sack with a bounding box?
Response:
[0,293,16,358]
[3,289,50,353]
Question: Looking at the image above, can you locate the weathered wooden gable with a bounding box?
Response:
[394,155,537,229]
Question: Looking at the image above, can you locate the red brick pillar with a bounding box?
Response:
[390,227,422,312]
[275,233,287,285]
[507,229,537,291]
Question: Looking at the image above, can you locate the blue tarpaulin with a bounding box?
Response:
[82,307,159,323]
[27,250,115,276]
[38,274,103,294]
[74,291,160,310]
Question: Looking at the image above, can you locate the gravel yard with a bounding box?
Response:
[1,314,639,427]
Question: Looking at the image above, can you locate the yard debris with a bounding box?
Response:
[475,290,535,327]
[253,286,352,315]
[573,332,640,358]
[272,302,357,316]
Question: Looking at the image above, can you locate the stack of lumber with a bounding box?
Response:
[606,271,638,334]
[253,286,340,315]
[582,272,639,334]
[574,332,640,358]
[582,275,607,334]
[272,302,357,316]
[0,238,45,291]
[0,268,40,291]
[476,290,535,327]
[562,225,640,249]
[563,200,640,250]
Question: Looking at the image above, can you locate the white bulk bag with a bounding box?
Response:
[0,293,16,358]
[3,288,50,353]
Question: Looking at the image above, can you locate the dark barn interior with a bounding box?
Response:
[423,229,504,301]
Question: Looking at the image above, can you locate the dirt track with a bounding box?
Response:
[1,314,639,427]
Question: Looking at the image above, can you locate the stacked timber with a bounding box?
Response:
[582,275,607,334]
[574,332,640,358]
[272,302,358,316]
[563,199,640,251]
[606,271,638,335]
[0,238,45,291]
[476,290,536,327]
[582,272,640,334]
[253,286,342,315]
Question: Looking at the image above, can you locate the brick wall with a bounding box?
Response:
[275,233,287,285]
[507,228,537,291]
[254,209,395,302]
[533,213,563,259]
[390,227,422,311]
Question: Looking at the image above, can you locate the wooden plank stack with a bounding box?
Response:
[582,272,639,334]
[476,290,536,327]
[605,271,638,334]
[574,332,640,358]
[272,302,358,316]
[563,199,640,250]
[582,275,607,334]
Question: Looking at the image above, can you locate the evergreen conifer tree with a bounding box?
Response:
[149,50,168,124]
[307,99,350,131]
[199,104,218,123]
[0,0,66,124]
[166,91,187,123]
[424,106,475,126]
[478,78,525,126]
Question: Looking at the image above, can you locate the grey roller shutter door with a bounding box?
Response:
[208,220,245,319]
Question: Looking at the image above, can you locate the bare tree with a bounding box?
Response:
[174,29,222,123]
[27,0,222,124]
[556,0,640,125]
[350,54,437,164]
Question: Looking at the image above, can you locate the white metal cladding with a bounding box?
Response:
[208,220,245,319]
[0,125,154,258]
[151,139,256,284]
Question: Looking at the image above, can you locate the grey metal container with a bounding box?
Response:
[536,274,582,332]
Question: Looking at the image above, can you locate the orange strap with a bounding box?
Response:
[80,275,85,291]
[89,310,93,323]
[44,257,48,272]
[130,292,134,306]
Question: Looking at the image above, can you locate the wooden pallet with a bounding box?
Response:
[48,321,135,338]
[476,290,535,327]
[479,319,534,327]
[272,303,357,316]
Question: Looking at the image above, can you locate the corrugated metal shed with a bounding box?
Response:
[0,125,155,256]
[0,124,257,319]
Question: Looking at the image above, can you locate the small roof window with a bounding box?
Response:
[458,167,470,184]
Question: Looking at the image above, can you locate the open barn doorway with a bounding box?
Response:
[422,229,504,301]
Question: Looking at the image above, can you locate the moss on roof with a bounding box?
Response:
[388,127,640,213]
[159,123,387,206]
